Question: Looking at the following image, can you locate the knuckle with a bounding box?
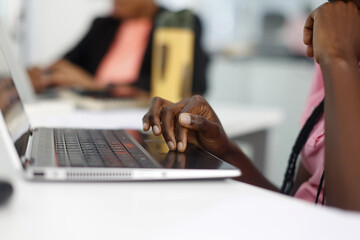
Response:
[192,95,209,109]
[191,95,204,103]
[151,96,163,105]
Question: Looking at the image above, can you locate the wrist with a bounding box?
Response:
[319,53,359,81]
[221,141,247,165]
[318,52,358,69]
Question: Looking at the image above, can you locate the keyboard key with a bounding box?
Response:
[68,155,86,167]
[116,153,140,168]
[85,156,104,167]
[131,153,157,168]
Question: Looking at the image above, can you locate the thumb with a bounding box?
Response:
[178,113,222,139]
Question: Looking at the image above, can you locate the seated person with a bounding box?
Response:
[29,0,208,98]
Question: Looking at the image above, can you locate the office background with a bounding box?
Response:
[0,0,326,186]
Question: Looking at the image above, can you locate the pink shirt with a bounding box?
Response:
[96,18,153,85]
[294,63,325,203]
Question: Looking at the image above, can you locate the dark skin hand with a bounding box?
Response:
[143,95,279,191]
[304,1,360,211]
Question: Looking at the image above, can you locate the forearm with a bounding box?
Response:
[319,56,360,210]
[48,59,107,91]
[222,141,279,192]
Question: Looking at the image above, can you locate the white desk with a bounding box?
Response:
[1,103,360,239]
[1,175,360,240]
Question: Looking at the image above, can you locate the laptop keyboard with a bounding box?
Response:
[54,129,157,168]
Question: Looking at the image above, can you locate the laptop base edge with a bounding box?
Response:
[24,167,241,182]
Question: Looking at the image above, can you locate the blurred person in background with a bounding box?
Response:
[142,0,360,212]
[29,0,208,98]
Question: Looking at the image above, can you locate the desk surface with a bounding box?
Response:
[1,102,359,240]
[1,176,360,240]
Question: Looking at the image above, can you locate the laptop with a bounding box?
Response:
[0,43,241,181]
[0,20,149,110]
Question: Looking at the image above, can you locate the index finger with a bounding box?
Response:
[142,97,172,135]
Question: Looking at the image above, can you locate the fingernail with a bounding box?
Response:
[177,142,184,152]
[167,141,175,150]
[180,113,191,125]
[143,122,149,130]
[153,125,160,135]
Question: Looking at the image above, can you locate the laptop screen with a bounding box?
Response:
[0,44,31,147]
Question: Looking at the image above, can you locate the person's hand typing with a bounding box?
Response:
[27,67,52,93]
[142,95,232,158]
[44,60,106,91]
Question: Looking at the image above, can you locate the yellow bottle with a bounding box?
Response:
[151,10,195,103]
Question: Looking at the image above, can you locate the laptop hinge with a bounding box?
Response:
[21,131,35,168]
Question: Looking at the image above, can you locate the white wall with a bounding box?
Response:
[0,0,24,58]
[25,0,112,66]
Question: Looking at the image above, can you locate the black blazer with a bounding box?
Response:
[64,8,209,94]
